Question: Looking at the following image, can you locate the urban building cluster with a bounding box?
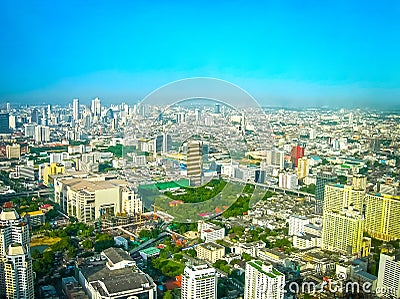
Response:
[0,100,399,298]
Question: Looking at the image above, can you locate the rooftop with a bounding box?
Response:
[80,262,154,296]
[102,247,133,264]
[0,209,20,221]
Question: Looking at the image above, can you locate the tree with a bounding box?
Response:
[82,240,94,250]
[163,291,173,299]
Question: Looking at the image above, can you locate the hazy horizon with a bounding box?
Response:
[1,1,400,107]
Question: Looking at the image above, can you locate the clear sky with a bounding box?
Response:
[1,0,400,107]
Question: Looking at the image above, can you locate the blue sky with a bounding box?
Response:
[1,0,400,107]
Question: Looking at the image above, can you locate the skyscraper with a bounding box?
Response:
[0,113,10,134]
[187,141,202,186]
[315,172,337,214]
[73,98,80,121]
[291,145,305,167]
[181,264,217,299]
[244,260,285,299]
[91,97,101,117]
[0,209,34,299]
[297,157,309,179]
[322,206,364,255]
[35,125,50,143]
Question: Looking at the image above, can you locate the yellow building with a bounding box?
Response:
[42,163,65,186]
[54,177,142,223]
[322,206,364,255]
[365,194,400,241]
[196,242,225,263]
[6,144,20,159]
[297,157,309,179]
[323,184,364,213]
[352,174,367,191]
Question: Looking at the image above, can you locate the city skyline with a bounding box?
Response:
[1,1,400,107]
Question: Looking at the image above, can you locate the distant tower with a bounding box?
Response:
[195,109,201,124]
[47,104,51,120]
[73,98,80,121]
[91,97,101,117]
[0,209,34,299]
[348,113,354,125]
[187,141,202,186]
[315,172,337,214]
[215,103,221,114]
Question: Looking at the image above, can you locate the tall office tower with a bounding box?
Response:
[8,115,16,130]
[315,172,337,214]
[244,260,285,299]
[297,157,309,179]
[30,108,38,123]
[348,112,354,125]
[187,141,202,186]
[73,98,80,121]
[176,112,186,124]
[0,113,10,134]
[309,128,316,140]
[91,97,101,117]
[351,174,367,191]
[35,125,50,143]
[6,102,10,112]
[215,103,221,113]
[322,206,364,255]
[24,124,36,138]
[0,209,34,299]
[266,149,285,170]
[47,104,51,119]
[376,253,400,298]
[365,194,400,241]
[291,145,305,167]
[181,264,217,299]
[323,184,365,214]
[195,109,201,123]
[162,132,172,154]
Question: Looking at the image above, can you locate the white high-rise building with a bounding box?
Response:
[91,97,101,117]
[376,253,400,298]
[35,125,50,143]
[244,260,285,299]
[73,98,80,121]
[288,215,309,236]
[279,172,298,190]
[181,264,217,299]
[0,209,34,299]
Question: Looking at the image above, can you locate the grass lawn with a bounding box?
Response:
[30,236,61,247]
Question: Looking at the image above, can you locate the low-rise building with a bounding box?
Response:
[198,221,225,243]
[196,242,225,263]
[21,210,46,227]
[78,247,156,299]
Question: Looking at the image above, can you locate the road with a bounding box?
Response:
[0,189,53,201]
[227,177,315,198]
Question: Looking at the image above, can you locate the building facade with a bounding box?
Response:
[181,264,217,299]
[0,209,34,299]
[244,260,285,299]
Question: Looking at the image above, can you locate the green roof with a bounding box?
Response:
[139,247,160,255]
[247,261,283,278]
